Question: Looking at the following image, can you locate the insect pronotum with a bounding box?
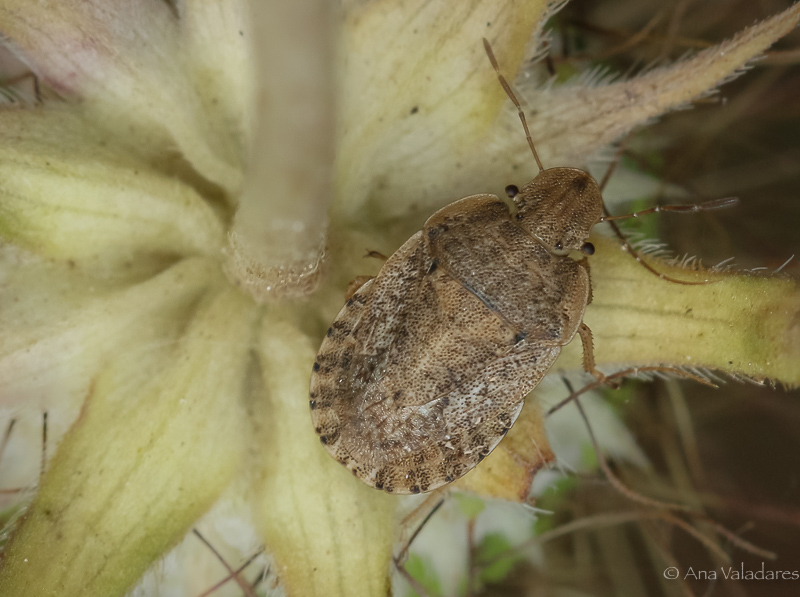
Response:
[309,38,733,495]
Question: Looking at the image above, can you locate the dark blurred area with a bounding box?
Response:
[553,0,800,272]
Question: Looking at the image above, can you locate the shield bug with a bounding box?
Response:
[310,38,730,494]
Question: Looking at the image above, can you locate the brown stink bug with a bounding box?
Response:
[309,39,731,495]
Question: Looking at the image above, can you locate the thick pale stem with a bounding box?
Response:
[224,0,334,301]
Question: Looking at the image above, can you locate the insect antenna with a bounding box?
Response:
[483,38,544,172]
[596,152,738,286]
[600,197,739,221]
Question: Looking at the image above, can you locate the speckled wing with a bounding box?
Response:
[310,226,558,494]
[424,194,589,344]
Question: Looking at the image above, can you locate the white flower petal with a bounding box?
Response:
[0,283,258,596]
[252,312,397,597]
[0,0,249,194]
[0,256,221,413]
[0,109,225,273]
[335,0,552,224]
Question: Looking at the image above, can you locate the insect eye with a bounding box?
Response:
[582,242,595,255]
[554,242,563,251]
[505,184,519,198]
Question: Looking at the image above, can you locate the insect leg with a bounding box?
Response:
[576,257,593,305]
[546,366,716,417]
[596,141,736,286]
[394,494,446,596]
[364,249,389,261]
[395,492,447,566]
[577,323,618,388]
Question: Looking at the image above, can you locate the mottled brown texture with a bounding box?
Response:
[310,168,602,494]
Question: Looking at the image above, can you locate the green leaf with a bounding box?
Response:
[476,532,523,585]
[453,492,486,520]
[405,553,444,597]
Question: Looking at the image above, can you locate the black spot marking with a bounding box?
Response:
[410,105,419,114]
[440,396,450,407]
[393,390,402,401]
[410,485,421,494]
[312,362,320,372]
[346,297,354,307]
[385,486,394,493]
[326,327,333,337]
[375,481,384,490]
[315,427,322,434]
[514,332,527,344]
[445,474,454,483]
[339,349,354,370]
[572,175,590,192]
[501,427,510,435]
[427,259,438,274]
[332,320,352,336]
[319,436,328,444]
